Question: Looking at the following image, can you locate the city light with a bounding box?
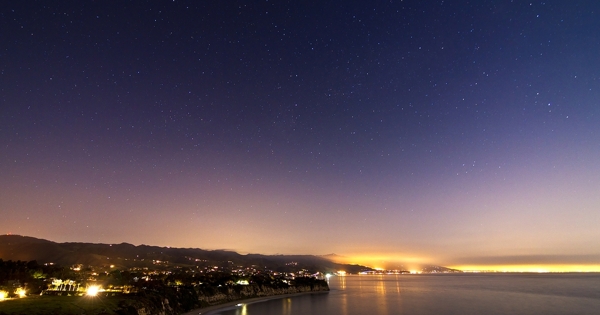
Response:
[86,285,100,296]
[15,288,26,298]
[0,291,6,301]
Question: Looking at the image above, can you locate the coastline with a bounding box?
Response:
[181,291,329,315]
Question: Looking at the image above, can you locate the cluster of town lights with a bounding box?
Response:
[0,284,103,299]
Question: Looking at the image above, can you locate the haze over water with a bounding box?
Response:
[207,274,600,315]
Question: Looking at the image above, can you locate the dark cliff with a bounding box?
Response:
[117,280,329,315]
[196,281,330,306]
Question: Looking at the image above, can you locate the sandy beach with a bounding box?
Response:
[181,291,329,315]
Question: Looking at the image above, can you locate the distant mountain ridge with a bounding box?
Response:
[0,235,372,273]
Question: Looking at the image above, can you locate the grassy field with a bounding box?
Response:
[0,295,129,315]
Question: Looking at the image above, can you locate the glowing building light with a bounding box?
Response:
[0,291,6,300]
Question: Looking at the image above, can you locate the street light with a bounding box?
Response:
[15,288,26,298]
[86,285,100,296]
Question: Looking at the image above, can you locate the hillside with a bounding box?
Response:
[0,235,371,273]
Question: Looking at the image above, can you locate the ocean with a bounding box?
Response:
[205,273,600,315]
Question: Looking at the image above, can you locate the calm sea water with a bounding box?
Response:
[206,273,600,315]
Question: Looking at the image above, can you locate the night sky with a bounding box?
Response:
[2,1,600,271]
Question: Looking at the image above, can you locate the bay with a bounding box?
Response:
[205,273,600,315]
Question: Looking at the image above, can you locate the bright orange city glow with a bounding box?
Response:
[0,290,6,301]
[328,253,429,271]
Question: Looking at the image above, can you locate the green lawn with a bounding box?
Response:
[0,295,129,315]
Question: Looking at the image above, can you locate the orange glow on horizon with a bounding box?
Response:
[324,253,600,273]
[449,264,600,273]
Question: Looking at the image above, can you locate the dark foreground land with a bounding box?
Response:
[0,295,129,315]
[1,291,330,315]
[0,236,336,315]
[0,277,329,315]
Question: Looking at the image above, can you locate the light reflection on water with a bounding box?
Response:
[338,274,346,290]
[282,298,291,314]
[207,274,600,315]
[376,275,388,314]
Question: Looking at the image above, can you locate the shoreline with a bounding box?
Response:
[181,291,329,315]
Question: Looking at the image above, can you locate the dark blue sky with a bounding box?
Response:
[1,1,599,270]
